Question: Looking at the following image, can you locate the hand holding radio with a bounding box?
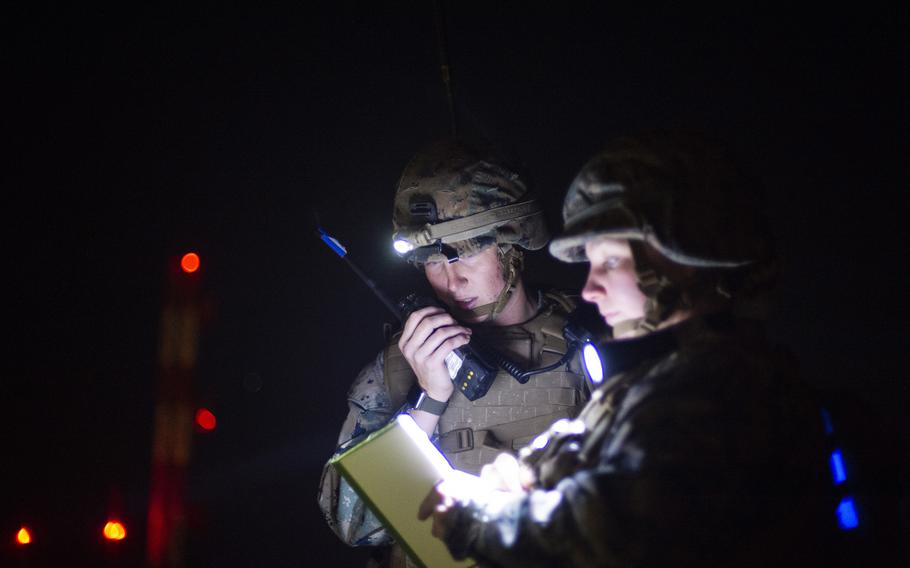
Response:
[318,228,589,404]
[398,306,472,402]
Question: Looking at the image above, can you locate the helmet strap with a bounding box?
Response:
[626,242,680,335]
[611,318,647,338]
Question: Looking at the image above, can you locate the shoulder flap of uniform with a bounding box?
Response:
[530,290,579,354]
[382,333,417,410]
[542,289,578,314]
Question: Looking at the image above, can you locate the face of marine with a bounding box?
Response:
[423,245,507,324]
[581,237,648,336]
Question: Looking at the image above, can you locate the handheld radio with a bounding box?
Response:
[318,228,499,401]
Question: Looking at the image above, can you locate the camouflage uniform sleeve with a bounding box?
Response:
[317,350,397,547]
[440,352,823,567]
[441,473,618,567]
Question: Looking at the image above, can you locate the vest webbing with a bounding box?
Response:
[382,291,586,464]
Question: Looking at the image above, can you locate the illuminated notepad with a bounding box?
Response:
[329,415,476,568]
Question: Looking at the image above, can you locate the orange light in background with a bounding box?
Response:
[16,527,31,545]
[180,252,200,273]
[103,521,127,541]
[195,408,216,431]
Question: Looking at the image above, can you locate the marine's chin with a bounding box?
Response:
[601,311,621,325]
[453,309,487,325]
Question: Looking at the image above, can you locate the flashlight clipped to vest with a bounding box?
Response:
[563,316,605,386]
[318,228,499,401]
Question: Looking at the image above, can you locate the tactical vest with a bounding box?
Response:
[383,292,589,475]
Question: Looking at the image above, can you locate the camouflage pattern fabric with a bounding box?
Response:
[436,314,834,568]
[317,293,589,567]
[548,131,774,270]
[393,139,549,258]
[317,352,395,548]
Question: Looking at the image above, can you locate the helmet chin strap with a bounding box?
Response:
[613,244,772,338]
[616,242,678,337]
[455,247,523,322]
[611,318,649,338]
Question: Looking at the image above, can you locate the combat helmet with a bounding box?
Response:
[549,130,777,335]
[392,139,548,319]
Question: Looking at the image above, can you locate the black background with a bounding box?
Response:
[3,3,907,566]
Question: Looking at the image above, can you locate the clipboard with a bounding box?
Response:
[329,414,476,568]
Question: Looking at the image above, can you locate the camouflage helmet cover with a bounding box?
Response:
[393,139,549,258]
[549,131,774,269]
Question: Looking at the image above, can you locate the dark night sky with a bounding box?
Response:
[3,3,907,566]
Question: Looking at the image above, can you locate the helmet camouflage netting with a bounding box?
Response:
[392,139,548,259]
[549,130,775,270]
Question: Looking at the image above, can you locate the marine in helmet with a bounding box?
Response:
[418,131,835,567]
[318,140,590,567]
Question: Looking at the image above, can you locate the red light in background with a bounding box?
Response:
[180,253,200,273]
[16,527,31,545]
[195,408,216,431]
[103,521,127,541]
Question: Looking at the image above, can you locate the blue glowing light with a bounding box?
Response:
[836,497,859,530]
[582,342,604,384]
[318,228,348,258]
[820,407,834,436]
[829,449,847,485]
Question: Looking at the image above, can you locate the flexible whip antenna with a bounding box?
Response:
[433,0,457,137]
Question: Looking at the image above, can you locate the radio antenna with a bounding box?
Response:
[433,0,457,137]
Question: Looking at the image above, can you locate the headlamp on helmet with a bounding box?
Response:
[393,198,545,263]
[393,198,462,263]
[392,235,460,264]
[392,238,414,255]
